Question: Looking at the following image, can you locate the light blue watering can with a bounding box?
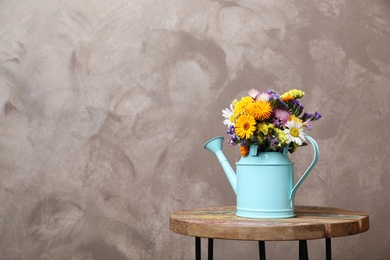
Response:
[204,135,319,218]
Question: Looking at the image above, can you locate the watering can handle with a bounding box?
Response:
[289,135,320,200]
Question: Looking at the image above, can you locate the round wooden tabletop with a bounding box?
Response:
[170,206,369,241]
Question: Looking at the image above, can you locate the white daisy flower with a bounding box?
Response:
[284,119,306,145]
[222,104,235,125]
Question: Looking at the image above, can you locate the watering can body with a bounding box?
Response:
[204,135,319,219]
[236,147,295,218]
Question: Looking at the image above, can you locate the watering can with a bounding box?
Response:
[204,135,319,218]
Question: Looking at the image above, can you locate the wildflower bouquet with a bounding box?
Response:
[222,89,321,156]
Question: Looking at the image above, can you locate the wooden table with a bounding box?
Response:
[170,206,369,260]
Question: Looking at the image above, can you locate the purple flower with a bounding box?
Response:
[289,100,304,116]
[266,89,277,95]
[227,139,237,146]
[302,111,322,121]
[227,124,235,135]
[227,134,238,145]
[269,94,289,110]
[268,135,281,151]
[305,119,313,130]
[314,112,322,120]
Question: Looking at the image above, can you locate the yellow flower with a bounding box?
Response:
[248,100,273,120]
[233,96,254,116]
[256,122,273,142]
[274,128,288,146]
[289,115,302,123]
[280,89,305,102]
[235,114,256,139]
[258,122,273,134]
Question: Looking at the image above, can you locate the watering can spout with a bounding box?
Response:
[204,136,237,194]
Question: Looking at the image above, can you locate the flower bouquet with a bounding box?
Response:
[222,89,321,156]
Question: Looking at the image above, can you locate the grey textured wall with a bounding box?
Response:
[0,0,389,259]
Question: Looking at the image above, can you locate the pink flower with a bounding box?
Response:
[248,88,260,99]
[256,92,271,101]
[273,108,290,125]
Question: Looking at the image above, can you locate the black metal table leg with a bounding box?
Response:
[195,237,332,260]
[196,237,201,260]
[299,240,309,260]
[208,238,213,260]
[259,241,266,260]
[326,238,332,260]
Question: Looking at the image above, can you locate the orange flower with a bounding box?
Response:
[248,100,272,120]
[240,146,249,157]
[281,95,294,102]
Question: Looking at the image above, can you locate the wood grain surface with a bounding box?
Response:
[170,206,369,241]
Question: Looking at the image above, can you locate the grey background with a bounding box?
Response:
[0,0,389,259]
